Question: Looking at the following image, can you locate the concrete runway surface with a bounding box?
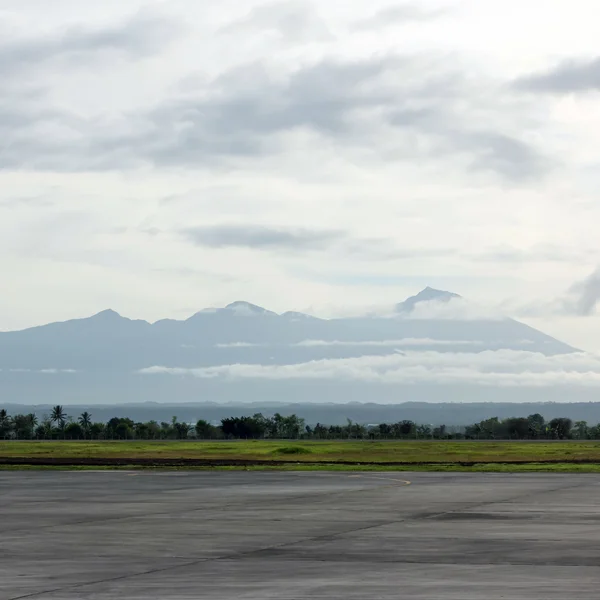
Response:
[2,471,600,599]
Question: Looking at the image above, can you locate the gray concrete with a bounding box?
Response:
[2,472,600,599]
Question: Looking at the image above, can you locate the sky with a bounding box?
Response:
[2,0,600,350]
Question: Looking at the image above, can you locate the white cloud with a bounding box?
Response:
[219,0,332,42]
[139,349,600,387]
[2,368,77,373]
[215,342,265,348]
[295,338,484,347]
[501,266,600,321]
[565,266,600,316]
[217,338,540,349]
[216,339,486,349]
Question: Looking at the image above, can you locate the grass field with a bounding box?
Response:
[3,440,600,471]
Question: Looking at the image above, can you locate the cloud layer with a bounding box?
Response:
[139,349,600,387]
[2,46,548,180]
[566,267,600,316]
[515,57,600,93]
[183,225,345,250]
[353,3,449,31]
[220,0,332,41]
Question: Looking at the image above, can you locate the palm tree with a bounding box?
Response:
[27,414,38,437]
[51,405,67,429]
[78,412,92,429]
[0,409,9,437]
[78,412,92,439]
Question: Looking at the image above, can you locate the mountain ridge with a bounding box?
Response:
[0,287,583,405]
[396,286,462,313]
[2,287,498,331]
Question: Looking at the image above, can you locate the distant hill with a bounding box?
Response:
[0,287,589,404]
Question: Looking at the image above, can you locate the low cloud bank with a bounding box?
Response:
[216,339,487,349]
[139,349,600,387]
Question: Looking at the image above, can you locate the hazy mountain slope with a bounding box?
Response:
[0,288,587,404]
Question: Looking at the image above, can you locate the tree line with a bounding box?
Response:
[0,407,308,440]
[0,407,595,441]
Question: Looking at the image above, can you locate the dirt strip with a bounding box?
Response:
[2,456,600,467]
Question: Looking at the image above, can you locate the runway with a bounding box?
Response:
[2,471,600,599]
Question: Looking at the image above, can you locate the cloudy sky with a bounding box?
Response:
[2,0,600,350]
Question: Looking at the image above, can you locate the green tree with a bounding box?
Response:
[27,413,38,428]
[528,413,546,438]
[51,405,67,429]
[574,421,589,440]
[105,417,134,439]
[328,424,343,438]
[78,412,92,431]
[89,422,105,439]
[433,424,447,439]
[12,414,33,439]
[0,409,12,438]
[282,414,306,438]
[64,422,84,439]
[549,418,573,440]
[134,422,150,439]
[169,416,192,440]
[37,418,54,439]
[473,417,504,439]
[115,422,133,439]
[220,415,267,439]
[378,423,392,438]
[399,420,416,437]
[159,421,176,439]
[146,421,161,440]
[417,424,432,439]
[195,419,216,438]
[313,423,328,438]
[34,424,47,439]
[268,413,285,438]
[345,418,366,439]
[174,421,192,439]
[505,417,529,439]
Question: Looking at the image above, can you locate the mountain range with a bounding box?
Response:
[1,287,593,405]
